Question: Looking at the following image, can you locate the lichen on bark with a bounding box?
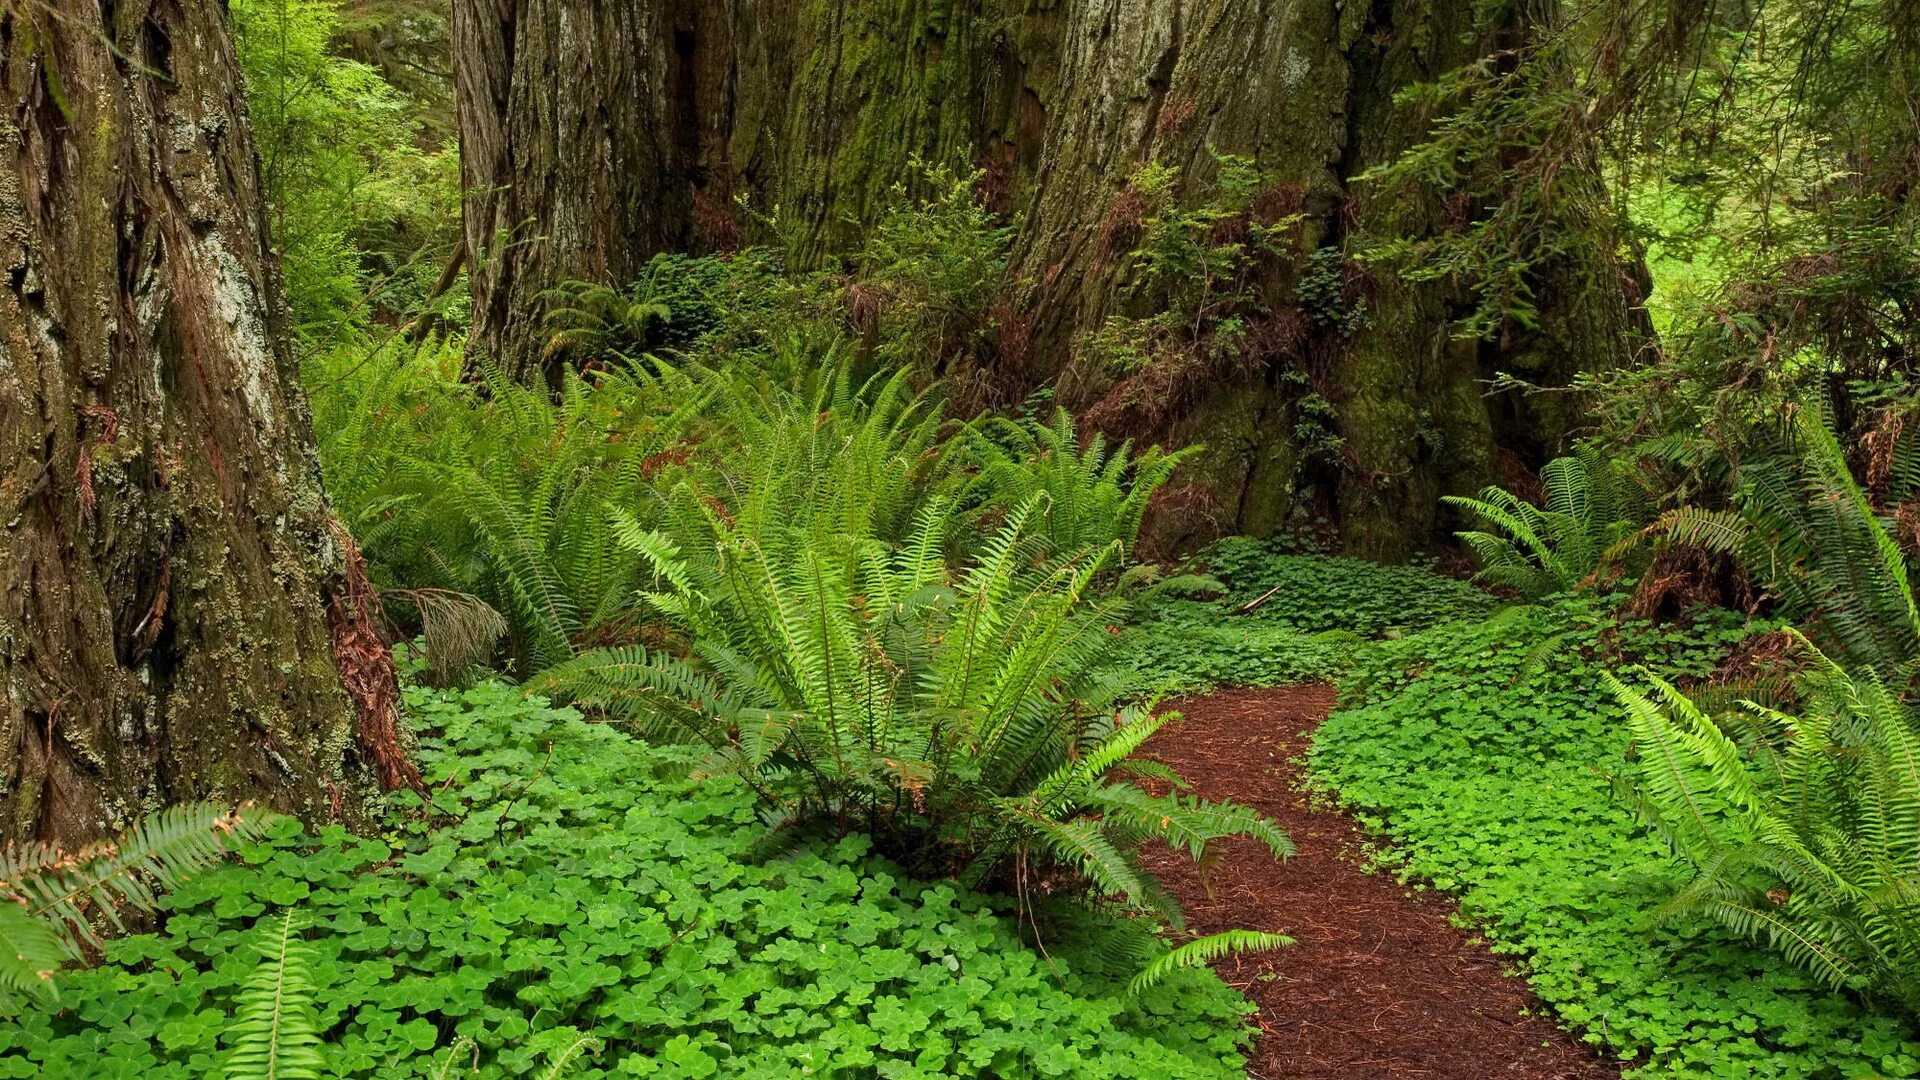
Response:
[0,1,383,845]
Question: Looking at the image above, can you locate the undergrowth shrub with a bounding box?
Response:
[1445,448,1646,599]
[312,342,713,673]
[965,408,1197,560]
[856,163,1013,373]
[1645,404,1920,688]
[535,487,1289,931]
[1603,403,1920,1024]
[1613,643,1920,1021]
[232,0,460,336]
[0,681,1256,1079]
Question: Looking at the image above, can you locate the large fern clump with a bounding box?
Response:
[701,357,963,549]
[0,802,278,1013]
[535,363,1282,927]
[965,407,1197,559]
[1612,641,1920,1018]
[313,340,718,674]
[540,496,1288,926]
[1645,404,1920,688]
[1444,447,1646,598]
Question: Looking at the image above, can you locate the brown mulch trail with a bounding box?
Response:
[1139,685,1619,1080]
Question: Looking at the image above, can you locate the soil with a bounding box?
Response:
[1139,685,1622,1080]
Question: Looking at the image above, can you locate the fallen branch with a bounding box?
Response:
[1233,583,1284,615]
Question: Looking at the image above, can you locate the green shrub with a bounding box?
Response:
[536,492,1289,928]
[0,681,1256,1079]
[232,0,459,336]
[1612,642,1920,1021]
[965,408,1197,560]
[539,250,801,371]
[1444,448,1644,599]
[1648,404,1920,688]
[311,343,714,673]
[855,162,1013,373]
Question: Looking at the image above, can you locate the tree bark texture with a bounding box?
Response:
[0,1,377,844]
[454,0,1645,555]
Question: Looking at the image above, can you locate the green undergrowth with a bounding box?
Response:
[1122,537,1493,693]
[1314,598,1920,1078]
[0,682,1251,1079]
[1135,546,1920,1077]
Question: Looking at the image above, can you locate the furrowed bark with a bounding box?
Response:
[0,1,398,844]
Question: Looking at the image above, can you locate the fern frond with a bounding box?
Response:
[225,911,326,1080]
[534,1034,603,1080]
[0,901,65,1013]
[10,802,280,950]
[1127,929,1294,997]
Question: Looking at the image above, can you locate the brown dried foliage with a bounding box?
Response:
[1862,408,1906,496]
[972,151,1014,217]
[1135,483,1226,564]
[692,185,740,254]
[1495,449,1549,506]
[325,521,424,797]
[1098,185,1149,263]
[1627,543,1758,622]
[1154,96,1196,138]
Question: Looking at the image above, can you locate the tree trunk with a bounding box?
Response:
[0,1,395,844]
[451,0,706,382]
[453,0,1644,555]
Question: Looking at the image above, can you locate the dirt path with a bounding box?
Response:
[1139,685,1619,1080]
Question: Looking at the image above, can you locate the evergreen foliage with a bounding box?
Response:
[1643,404,1920,687]
[231,0,461,335]
[966,408,1198,559]
[1445,448,1646,598]
[533,390,1280,927]
[0,804,279,1013]
[1612,646,1920,1019]
[226,912,325,1080]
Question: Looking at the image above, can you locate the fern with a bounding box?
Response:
[226,911,326,1080]
[536,377,1285,939]
[220,913,604,1080]
[1127,929,1295,997]
[1640,403,1920,688]
[1444,446,1644,598]
[323,352,717,673]
[427,1037,479,1080]
[0,902,64,1011]
[1613,641,1920,1018]
[0,801,280,1012]
[533,1035,603,1080]
[966,407,1197,559]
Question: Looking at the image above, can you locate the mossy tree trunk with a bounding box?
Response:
[0,1,390,844]
[454,0,1643,555]
[451,0,711,382]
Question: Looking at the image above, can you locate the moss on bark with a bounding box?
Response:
[455,0,1644,556]
[0,2,371,845]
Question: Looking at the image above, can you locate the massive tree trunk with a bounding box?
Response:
[454,0,1644,555]
[451,0,705,382]
[0,1,401,844]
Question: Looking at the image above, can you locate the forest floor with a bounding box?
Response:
[1140,686,1621,1080]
